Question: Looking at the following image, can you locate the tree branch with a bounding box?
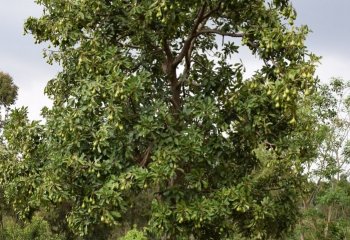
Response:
[162,39,173,61]
[172,4,208,66]
[175,3,225,86]
[196,28,244,38]
[202,2,223,19]
[140,143,153,167]
[161,39,174,74]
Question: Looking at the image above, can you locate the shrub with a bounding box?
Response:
[0,215,65,240]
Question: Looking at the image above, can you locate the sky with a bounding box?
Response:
[0,0,350,120]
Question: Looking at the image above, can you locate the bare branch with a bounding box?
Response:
[196,29,244,38]
[162,39,173,61]
[172,4,208,66]
[140,143,153,167]
[202,2,223,19]
[177,35,197,87]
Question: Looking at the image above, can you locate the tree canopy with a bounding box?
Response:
[0,72,18,126]
[1,0,320,239]
[0,72,17,108]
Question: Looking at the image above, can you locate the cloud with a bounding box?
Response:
[292,0,350,58]
[316,54,350,82]
[0,53,57,120]
[0,0,55,120]
[291,0,350,82]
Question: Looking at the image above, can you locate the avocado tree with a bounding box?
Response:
[1,0,319,239]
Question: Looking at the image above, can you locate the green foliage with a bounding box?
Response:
[0,71,17,108]
[0,71,18,130]
[0,0,320,239]
[0,215,65,240]
[288,78,350,240]
[0,108,46,219]
[119,228,147,240]
[289,179,350,240]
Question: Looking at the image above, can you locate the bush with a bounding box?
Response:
[119,228,147,240]
[0,215,65,240]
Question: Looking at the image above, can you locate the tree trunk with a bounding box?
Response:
[324,204,332,238]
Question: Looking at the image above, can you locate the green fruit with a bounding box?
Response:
[289,117,296,124]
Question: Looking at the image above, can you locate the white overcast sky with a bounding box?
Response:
[0,0,350,120]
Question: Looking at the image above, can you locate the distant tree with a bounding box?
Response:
[0,72,17,108]
[0,71,18,125]
[289,78,350,240]
[1,0,319,239]
[0,71,18,229]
